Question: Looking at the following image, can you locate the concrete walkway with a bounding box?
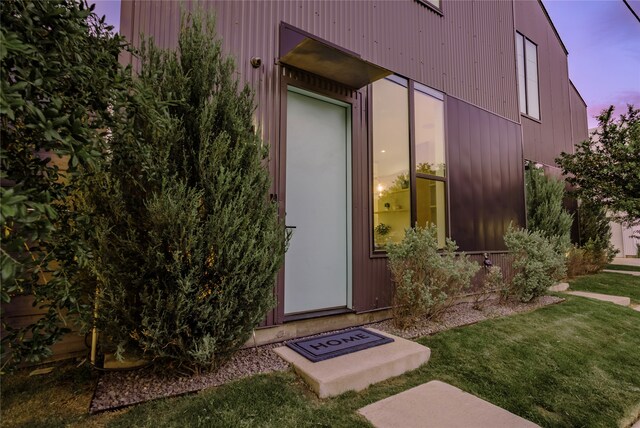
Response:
[359,380,539,428]
[565,291,631,306]
[602,269,640,276]
[612,257,640,267]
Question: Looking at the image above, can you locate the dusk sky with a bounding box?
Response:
[93,0,639,128]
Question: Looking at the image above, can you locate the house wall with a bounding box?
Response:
[119,0,520,124]
[447,97,525,252]
[514,0,576,167]
[119,0,583,325]
[569,81,589,146]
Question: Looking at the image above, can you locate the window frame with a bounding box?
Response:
[516,32,541,121]
[369,76,448,257]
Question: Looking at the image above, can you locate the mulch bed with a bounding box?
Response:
[90,295,564,413]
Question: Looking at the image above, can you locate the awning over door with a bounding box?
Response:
[279,23,391,90]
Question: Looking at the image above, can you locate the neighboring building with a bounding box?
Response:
[586,127,639,259]
[120,0,588,331]
[610,221,640,258]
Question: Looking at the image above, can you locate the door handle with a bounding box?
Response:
[285,225,297,229]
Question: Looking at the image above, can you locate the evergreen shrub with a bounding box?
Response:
[504,226,566,302]
[83,12,288,369]
[386,225,479,328]
[525,165,573,254]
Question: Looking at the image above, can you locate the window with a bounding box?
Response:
[372,77,446,251]
[516,33,539,120]
[372,77,411,249]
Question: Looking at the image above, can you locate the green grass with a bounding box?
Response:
[570,272,640,303]
[2,297,640,428]
[606,263,640,272]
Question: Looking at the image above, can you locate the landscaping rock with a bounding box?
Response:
[90,343,289,414]
[90,295,563,412]
[370,296,563,340]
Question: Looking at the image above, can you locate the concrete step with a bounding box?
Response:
[358,380,539,428]
[548,282,569,292]
[273,328,430,398]
[565,291,631,306]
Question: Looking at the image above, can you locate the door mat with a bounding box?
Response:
[286,328,394,362]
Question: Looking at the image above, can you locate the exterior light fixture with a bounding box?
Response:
[250,57,262,68]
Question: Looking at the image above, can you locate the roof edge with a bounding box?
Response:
[537,0,569,56]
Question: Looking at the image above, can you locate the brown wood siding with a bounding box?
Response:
[515,0,576,167]
[447,97,526,252]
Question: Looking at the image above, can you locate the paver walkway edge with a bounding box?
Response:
[565,291,631,306]
[358,380,539,428]
[602,269,640,276]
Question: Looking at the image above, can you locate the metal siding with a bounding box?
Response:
[569,84,589,146]
[448,97,525,252]
[515,0,579,167]
[121,0,519,121]
[119,0,532,323]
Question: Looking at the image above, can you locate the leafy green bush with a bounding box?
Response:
[556,105,640,232]
[504,226,566,302]
[0,0,124,369]
[525,165,573,254]
[386,226,479,328]
[82,12,288,369]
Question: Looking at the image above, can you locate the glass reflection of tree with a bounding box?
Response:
[417,162,446,176]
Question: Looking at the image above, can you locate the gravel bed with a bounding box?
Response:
[369,295,564,339]
[90,343,289,414]
[90,295,563,413]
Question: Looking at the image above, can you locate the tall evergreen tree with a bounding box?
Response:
[525,165,573,252]
[84,12,289,368]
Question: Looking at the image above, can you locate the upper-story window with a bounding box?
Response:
[372,76,446,251]
[516,33,540,120]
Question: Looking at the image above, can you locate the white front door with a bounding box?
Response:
[284,87,352,315]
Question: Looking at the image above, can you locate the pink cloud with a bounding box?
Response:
[587,91,640,128]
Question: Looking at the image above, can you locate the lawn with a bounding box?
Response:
[569,271,640,303]
[2,295,639,428]
[606,264,640,272]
